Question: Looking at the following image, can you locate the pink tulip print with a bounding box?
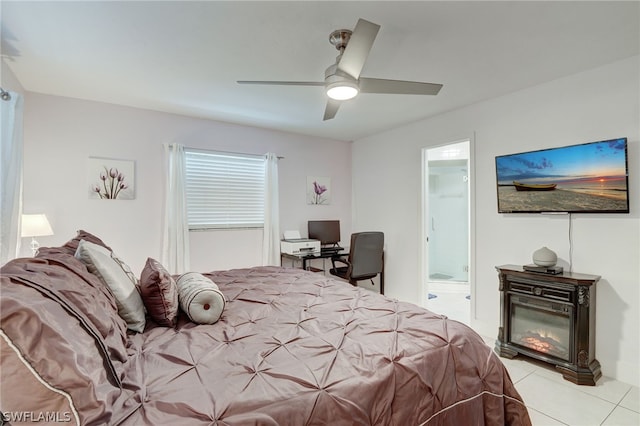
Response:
[88,158,135,200]
[307,176,330,205]
[93,167,128,199]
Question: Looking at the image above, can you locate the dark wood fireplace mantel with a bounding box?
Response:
[495,265,601,385]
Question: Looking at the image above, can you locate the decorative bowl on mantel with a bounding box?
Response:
[532,246,557,267]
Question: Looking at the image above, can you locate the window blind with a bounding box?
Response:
[185,149,265,229]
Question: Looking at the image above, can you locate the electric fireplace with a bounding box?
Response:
[495,265,601,385]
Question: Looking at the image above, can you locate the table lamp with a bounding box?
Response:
[21,214,54,256]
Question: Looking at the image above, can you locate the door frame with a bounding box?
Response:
[420,136,476,324]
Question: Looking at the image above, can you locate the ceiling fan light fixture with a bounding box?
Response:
[239,18,441,120]
[326,81,359,100]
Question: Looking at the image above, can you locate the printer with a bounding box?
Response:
[280,230,320,255]
[280,238,320,256]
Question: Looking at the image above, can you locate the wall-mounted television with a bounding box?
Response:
[308,220,341,246]
[495,137,629,214]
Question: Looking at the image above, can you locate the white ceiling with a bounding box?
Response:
[2,1,638,141]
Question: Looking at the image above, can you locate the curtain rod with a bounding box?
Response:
[168,144,284,160]
[0,87,11,101]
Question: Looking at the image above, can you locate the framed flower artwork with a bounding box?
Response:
[307,176,331,205]
[88,157,135,200]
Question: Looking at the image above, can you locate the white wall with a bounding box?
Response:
[1,60,24,93]
[20,94,352,274]
[352,56,639,386]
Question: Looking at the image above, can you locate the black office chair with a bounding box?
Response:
[330,232,384,291]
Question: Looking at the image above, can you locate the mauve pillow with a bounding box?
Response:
[139,258,179,327]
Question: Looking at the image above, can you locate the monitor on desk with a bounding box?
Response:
[308,220,340,247]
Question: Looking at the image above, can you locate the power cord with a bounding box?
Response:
[568,213,573,273]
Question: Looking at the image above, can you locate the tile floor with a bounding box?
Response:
[426,290,640,426]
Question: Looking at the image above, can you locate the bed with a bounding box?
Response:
[0,231,531,425]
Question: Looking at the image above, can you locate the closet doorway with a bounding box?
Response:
[422,140,471,325]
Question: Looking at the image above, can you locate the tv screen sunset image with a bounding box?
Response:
[496,138,629,213]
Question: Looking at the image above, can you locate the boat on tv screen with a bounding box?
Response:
[495,138,629,213]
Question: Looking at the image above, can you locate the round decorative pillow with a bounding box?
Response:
[176,272,226,324]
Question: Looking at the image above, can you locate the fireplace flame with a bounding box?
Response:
[532,328,560,341]
[522,336,553,353]
[517,329,568,358]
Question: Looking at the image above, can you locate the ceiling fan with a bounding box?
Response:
[238,18,443,121]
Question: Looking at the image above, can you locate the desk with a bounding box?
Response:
[281,249,385,295]
[281,250,347,272]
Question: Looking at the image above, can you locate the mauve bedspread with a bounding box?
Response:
[1,256,530,425]
[122,267,529,425]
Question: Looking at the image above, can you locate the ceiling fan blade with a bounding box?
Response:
[323,99,341,121]
[337,19,380,80]
[237,80,324,86]
[359,77,443,95]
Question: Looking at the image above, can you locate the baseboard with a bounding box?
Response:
[609,359,640,388]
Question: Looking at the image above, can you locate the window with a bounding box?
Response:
[185,149,265,230]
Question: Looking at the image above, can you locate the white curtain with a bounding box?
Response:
[0,91,24,264]
[161,143,190,274]
[262,153,280,266]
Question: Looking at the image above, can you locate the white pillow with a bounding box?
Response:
[75,240,146,333]
[176,272,225,324]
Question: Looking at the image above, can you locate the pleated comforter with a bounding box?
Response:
[1,250,530,425]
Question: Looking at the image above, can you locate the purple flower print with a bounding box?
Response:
[93,166,128,199]
[312,181,328,204]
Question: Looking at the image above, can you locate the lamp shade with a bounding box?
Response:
[21,214,54,238]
